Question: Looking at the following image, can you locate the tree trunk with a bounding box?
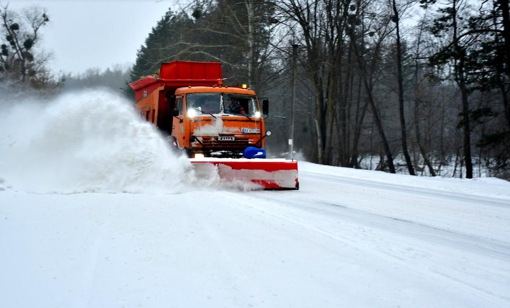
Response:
[498,0,510,128]
[392,0,415,175]
[315,115,324,164]
[452,0,473,178]
[367,87,396,173]
[350,76,367,168]
[411,18,436,176]
[348,27,396,173]
[245,0,255,88]
[500,0,510,74]
[459,73,473,178]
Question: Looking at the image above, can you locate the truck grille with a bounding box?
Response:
[194,136,251,149]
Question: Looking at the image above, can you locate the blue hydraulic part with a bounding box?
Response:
[243,146,266,159]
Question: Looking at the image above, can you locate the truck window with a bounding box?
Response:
[176,97,183,115]
[224,95,258,116]
[187,93,221,114]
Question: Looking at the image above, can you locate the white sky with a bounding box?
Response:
[3,0,186,74]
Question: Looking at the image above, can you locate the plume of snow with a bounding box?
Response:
[0,89,208,194]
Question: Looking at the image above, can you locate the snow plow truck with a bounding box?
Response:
[129,61,299,190]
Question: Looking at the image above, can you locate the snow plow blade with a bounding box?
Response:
[190,158,299,190]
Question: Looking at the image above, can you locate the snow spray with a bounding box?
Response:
[0,89,221,193]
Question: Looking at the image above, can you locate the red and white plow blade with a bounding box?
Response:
[190,158,299,190]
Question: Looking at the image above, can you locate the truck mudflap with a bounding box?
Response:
[190,158,299,190]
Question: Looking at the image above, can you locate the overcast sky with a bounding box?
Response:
[3,0,185,74]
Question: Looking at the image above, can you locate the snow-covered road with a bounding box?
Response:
[1,91,509,307]
[1,163,509,308]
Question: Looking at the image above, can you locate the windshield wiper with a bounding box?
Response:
[193,107,217,119]
[202,111,217,119]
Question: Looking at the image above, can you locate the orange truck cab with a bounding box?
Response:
[130,61,270,158]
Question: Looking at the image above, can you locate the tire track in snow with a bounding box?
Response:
[80,204,114,308]
[220,191,510,307]
[312,199,509,259]
[240,190,510,259]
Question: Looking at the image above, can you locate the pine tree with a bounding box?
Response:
[130,9,194,82]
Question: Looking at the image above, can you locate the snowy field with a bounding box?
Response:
[1,90,510,307]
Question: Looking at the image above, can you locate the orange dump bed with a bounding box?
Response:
[130,61,222,101]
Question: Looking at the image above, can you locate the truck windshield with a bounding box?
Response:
[187,93,221,114]
[222,94,259,116]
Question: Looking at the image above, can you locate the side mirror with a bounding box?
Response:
[262,98,269,116]
[172,109,183,123]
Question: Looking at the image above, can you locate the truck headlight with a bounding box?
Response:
[188,109,197,118]
[254,111,261,118]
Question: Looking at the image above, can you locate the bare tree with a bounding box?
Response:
[0,4,61,99]
[423,0,475,178]
[410,14,437,176]
[347,0,397,173]
[390,0,415,175]
[273,0,354,165]
[0,4,50,84]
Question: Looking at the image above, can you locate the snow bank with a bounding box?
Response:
[0,89,218,194]
[299,161,510,200]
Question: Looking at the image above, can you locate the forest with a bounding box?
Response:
[1,0,509,179]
